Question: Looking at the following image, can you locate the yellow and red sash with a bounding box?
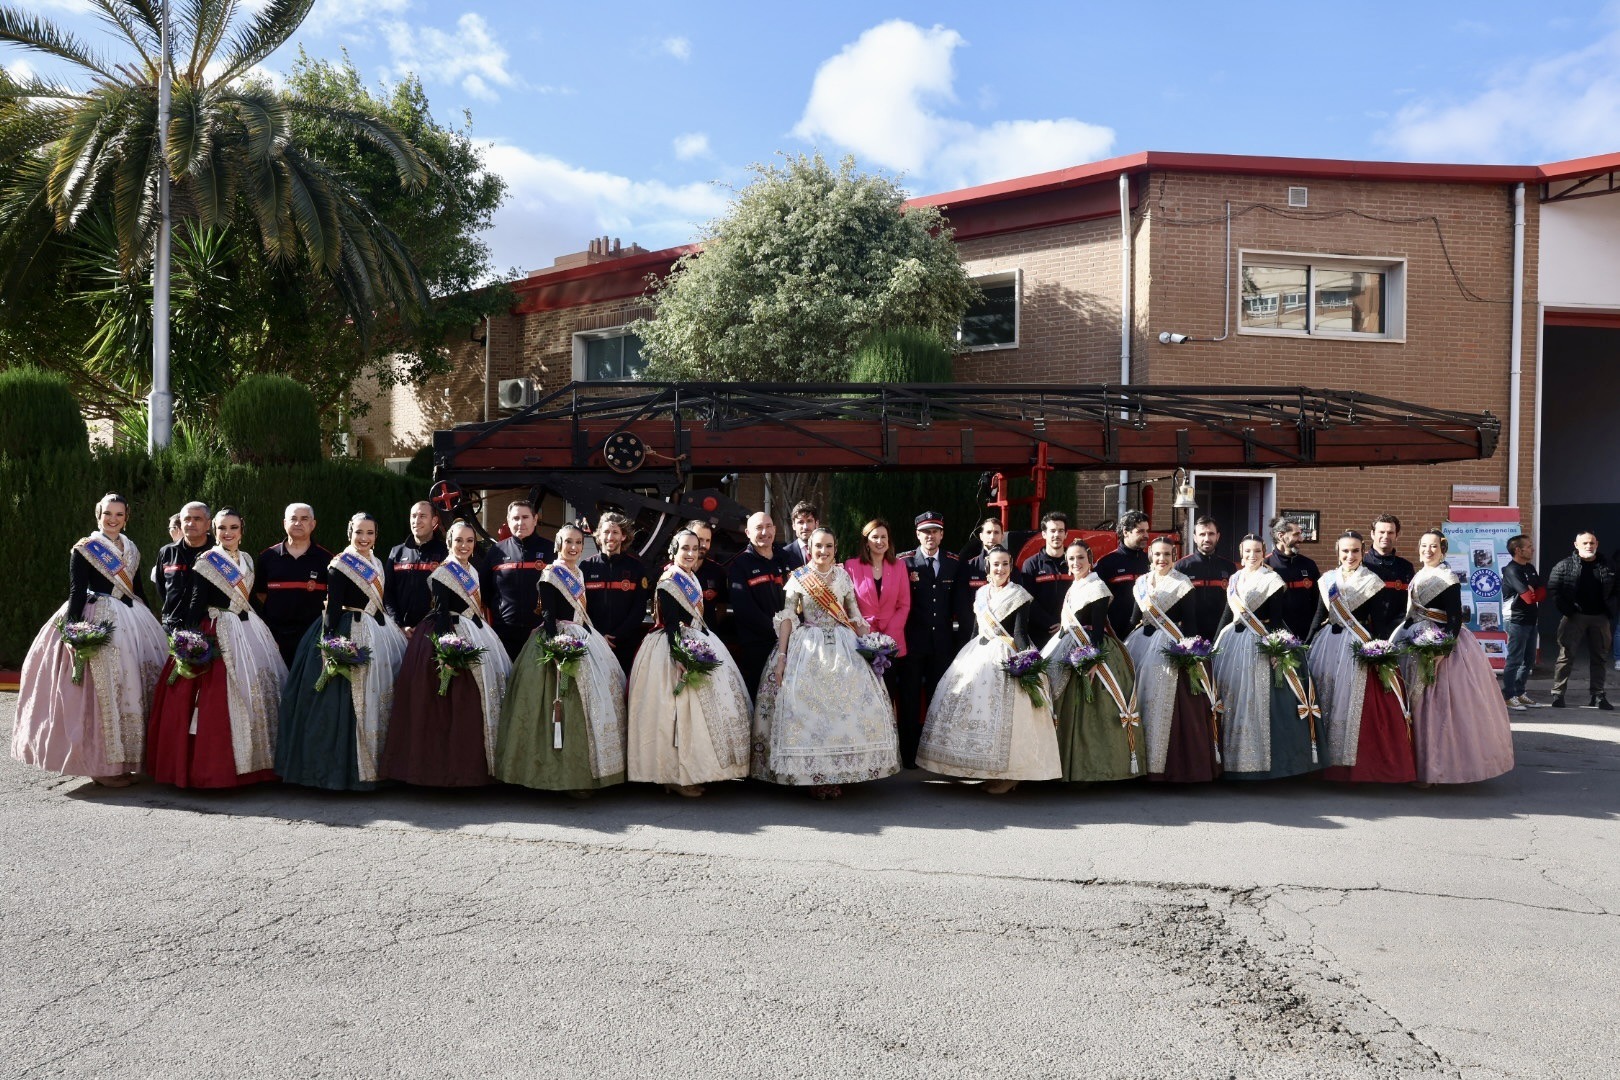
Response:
[792,565,861,633]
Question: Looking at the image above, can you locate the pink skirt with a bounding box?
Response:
[1410,628,1515,784]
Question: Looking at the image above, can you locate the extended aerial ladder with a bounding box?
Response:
[431,381,1499,559]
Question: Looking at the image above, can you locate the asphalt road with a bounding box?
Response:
[3,682,1616,1080]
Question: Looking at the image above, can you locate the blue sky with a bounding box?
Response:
[17,1,1620,278]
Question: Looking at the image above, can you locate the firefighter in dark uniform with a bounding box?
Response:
[683,520,730,631]
[156,501,213,630]
[1094,510,1152,639]
[581,510,651,675]
[896,511,967,769]
[254,501,332,665]
[1174,515,1237,640]
[1265,515,1321,640]
[480,499,555,659]
[727,511,791,697]
[383,500,446,632]
[962,516,1026,596]
[1361,513,1415,640]
[1019,511,1074,648]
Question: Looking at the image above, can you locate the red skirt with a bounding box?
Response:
[147,619,278,789]
[1149,674,1223,783]
[1322,672,1417,783]
[379,626,494,787]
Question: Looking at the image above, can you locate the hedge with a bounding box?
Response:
[218,375,323,465]
[0,448,425,668]
[0,367,89,460]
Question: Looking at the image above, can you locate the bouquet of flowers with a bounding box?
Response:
[315,635,372,692]
[1165,636,1218,697]
[534,631,589,692]
[1004,648,1050,707]
[55,618,114,685]
[1257,630,1309,688]
[1066,643,1103,703]
[856,632,900,676]
[431,633,487,696]
[1406,624,1457,689]
[167,630,217,685]
[1351,638,1406,694]
[670,629,722,696]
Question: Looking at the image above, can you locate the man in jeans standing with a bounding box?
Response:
[1546,530,1618,709]
[1500,534,1548,711]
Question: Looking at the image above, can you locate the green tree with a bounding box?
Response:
[635,154,976,382]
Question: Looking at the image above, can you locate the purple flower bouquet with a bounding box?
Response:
[534,631,589,692]
[1351,637,1407,694]
[857,632,900,676]
[315,635,372,692]
[1406,624,1457,689]
[431,633,487,696]
[167,629,217,685]
[1258,629,1308,688]
[55,618,114,685]
[1066,643,1103,702]
[671,629,721,696]
[1003,648,1050,707]
[1165,636,1218,697]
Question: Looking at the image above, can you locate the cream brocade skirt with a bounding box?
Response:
[626,626,753,786]
[917,636,1061,781]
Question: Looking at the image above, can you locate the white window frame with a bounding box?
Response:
[1238,250,1406,342]
[957,268,1021,352]
[572,326,646,382]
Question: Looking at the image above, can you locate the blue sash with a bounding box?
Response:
[339,551,378,584]
[551,564,585,603]
[203,549,244,587]
[83,537,127,577]
[444,560,479,597]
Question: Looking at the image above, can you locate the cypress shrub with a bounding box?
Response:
[0,448,423,668]
[406,444,435,480]
[218,375,322,465]
[0,367,89,459]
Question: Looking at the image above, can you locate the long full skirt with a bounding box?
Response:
[916,637,1060,781]
[380,615,512,787]
[148,614,282,788]
[1320,672,1417,783]
[1212,626,1318,781]
[275,612,407,791]
[1049,634,1141,782]
[753,624,901,785]
[1125,628,1221,782]
[496,621,628,790]
[12,595,167,778]
[1401,627,1515,784]
[626,627,752,786]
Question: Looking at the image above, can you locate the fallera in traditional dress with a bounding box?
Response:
[13,533,168,778]
[381,557,512,787]
[753,564,901,786]
[496,562,627,791]
[1211,566,1320,781]
[1395,565,1515,784]
[918,582,1060,782]
[626,567,753,787]
[1307,567,1417,783]
[147,547,282,788]
[276,549,407,791]
[1041,573,1142,782]
[1123,570,1223,783]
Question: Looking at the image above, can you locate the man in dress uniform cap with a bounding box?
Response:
[1360,513,1414,641]
[383,501,447,633]
[1174,516,1237,641]
[481,499,556,659]
[895,510,967,769]
[255,502,332,664]
[727,511,792,697]
[1265,515,1321,641]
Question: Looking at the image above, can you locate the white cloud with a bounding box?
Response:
[33,0,94,13]
[661,36,691,61]
[382,12,515,101]
[304,0,412,35]
[481,142,729,276]
[1380,26,1620,161]
[672,132,710,160]
[792,20,1114,190]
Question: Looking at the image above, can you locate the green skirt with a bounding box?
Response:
[494,631,625,790]
[1054,635,1142,782]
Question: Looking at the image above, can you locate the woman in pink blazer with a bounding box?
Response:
[845,519,911,665]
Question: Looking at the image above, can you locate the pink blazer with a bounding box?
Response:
[844,557,911,657]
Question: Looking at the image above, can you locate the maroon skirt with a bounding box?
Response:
[1149,673,1223,783]
[1322,672,1417,783]
[147,619,277,789]
[379,627,494,787]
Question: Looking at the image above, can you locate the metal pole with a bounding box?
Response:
[148,0,173,452]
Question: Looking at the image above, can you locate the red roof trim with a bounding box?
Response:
[510,243,699,315]
[1539,151,1620,182]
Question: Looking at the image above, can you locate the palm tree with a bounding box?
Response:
[0,0,433,334]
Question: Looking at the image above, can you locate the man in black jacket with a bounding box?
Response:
[1546,530,1618,709]
[581,510,650,676]
[1361,513,1414,641]
[481,500,555,659]
[1174,516,1236,640]
[1500,534,1547,710]
[383,501,446,633]
[896,511,967,769]
[1095,511,1151,638]
[727,511,790,697]
[1019,511,1073,648]
[156,501,213,630]
[255,502,332,664]
[1265,515,1320,640]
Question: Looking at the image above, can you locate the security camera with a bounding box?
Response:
[1158,332,1190,345]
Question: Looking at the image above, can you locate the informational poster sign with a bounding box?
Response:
[1442,508,1522,672]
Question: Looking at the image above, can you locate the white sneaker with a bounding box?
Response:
[1509,701,1528,712]
[1517,695,1551,708]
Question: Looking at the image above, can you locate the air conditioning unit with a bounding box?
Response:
[498,377,538,411]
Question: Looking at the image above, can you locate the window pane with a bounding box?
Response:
[1314,269,1384,333]
[958,283,1017,347]
[1241,265,1308,330]
[585,336,619,381]
[621,334,647,379]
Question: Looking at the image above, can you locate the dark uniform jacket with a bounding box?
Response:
[1500,560,1544,625]
[1019,549,1073,647]
[1173,550,1237,641]
[254,541,333,655]
[581,552,651,648]
[155,539,212,631]
[963,553,1025,594]
[1361,548,1415,640]
[727,547,790,651]
[898,548,967,654]
[1265,549,1322,640]
[481,534,555,633]
[694,559,729,627]
[1094,544,1150,639]
[384,536,447,630]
